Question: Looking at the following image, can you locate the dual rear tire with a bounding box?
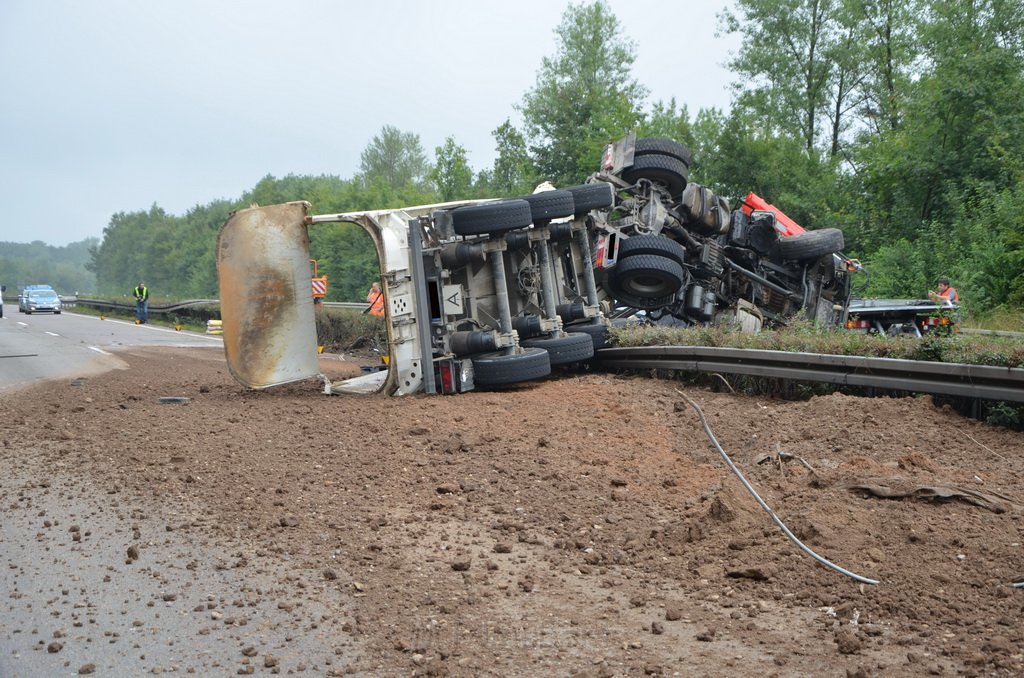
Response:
[606,234,686,308]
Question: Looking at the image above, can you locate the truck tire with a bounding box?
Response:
[617,234,686,266]
[518,190,575,222]
[520,332,594,365]
[471,347,551,386]
[620,154,689,196]
[634,137,693,167]
[452,199,532,236]
[779,228,845,261]
[566,182,615,215]
[565,320,611,350]
[610,254,685,300]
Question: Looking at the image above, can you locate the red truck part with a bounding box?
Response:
[740,192,806,236]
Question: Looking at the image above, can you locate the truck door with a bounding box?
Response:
[217,201,320,388]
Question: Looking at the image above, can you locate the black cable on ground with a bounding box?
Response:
[678,389,880,586]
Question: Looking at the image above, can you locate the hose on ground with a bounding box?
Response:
[678,390,880,586]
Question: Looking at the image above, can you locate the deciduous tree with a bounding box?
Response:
[358,125,430,190]
[520,0,646,187]
[430,136,473,201]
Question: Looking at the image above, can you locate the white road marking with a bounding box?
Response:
[88,346,113,356]
[67,311,223,343]
[17,321,27,327]
[137,322,223,342]
[45,331,60,337]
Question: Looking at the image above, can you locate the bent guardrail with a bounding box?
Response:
[596,345,1024,403]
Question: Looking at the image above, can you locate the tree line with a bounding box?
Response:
[0,239,98,296]
[29,0,1024,314]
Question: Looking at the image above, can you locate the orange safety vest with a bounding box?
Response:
[940,286,959,303]
[368,288,385,316]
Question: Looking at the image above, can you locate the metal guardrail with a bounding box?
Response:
[40,300,1024,334]
[323,302,371,310]
[52,299,1024,402]
[71,298,371,313]
[595,346,1024,403]
[73,298,220,313]
[960,328,1024,339]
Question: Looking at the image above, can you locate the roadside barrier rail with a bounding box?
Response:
[595,345,1024,403]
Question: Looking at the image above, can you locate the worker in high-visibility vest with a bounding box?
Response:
[133,281,149,324]
[929,276,959,305]
[366,281,385,317]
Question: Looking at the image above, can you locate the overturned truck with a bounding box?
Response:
[217,134,853,395]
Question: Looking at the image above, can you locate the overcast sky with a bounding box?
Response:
[0,0,739,247]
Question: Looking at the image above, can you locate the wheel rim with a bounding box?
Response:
[619,272,678,297]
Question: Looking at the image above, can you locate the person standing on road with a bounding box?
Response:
[366,281,385,317]
[929,277,959,305]
[134,281,149,324]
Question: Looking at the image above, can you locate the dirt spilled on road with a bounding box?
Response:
[2,347,1023,676]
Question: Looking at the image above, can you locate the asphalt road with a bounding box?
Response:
[0,303,223,394]
[1,306,334,676]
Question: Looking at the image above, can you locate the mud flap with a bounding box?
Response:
[217,202,320,389]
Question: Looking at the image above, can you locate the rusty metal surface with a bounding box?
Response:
[216,202,320,389]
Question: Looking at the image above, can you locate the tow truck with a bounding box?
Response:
[844,297,959,336]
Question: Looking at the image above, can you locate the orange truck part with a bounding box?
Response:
[739,192,806,237]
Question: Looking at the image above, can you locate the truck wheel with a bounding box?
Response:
[610,254,684,300]
[565,321,611,350]
[634,137,693,167]
[518,190,575,222]
[452,199,532,236]
[620,155,689,196]
[566,182,615,215]
[520,332,594,365]
[779,228,845,261]
[471,347,551,386]
[617,234,686,266]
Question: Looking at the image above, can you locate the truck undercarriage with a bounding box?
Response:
[217,134,854,395]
